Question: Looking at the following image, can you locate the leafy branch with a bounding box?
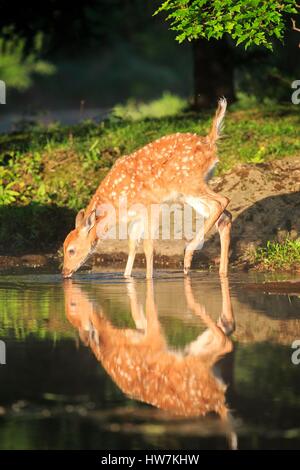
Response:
[155,0,299,50]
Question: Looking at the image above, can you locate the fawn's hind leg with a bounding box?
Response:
[217,274,235,335]
[183,192,229,275]
[184,277,233,358]
[216,209,232,277]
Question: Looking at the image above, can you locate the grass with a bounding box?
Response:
[113,92,186,120]
[253,239,300,271]
[0,95,299,255]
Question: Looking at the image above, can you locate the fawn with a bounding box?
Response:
[62,98,231,278]
[64,277,236,448]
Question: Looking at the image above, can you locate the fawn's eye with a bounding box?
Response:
[68,248,75,256]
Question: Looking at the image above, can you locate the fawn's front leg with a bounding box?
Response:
[144,238,154,279]
[126,280,147,330]
[124,219,144,278]
[124,238,138,277]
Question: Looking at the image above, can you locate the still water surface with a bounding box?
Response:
[0,270,299,450]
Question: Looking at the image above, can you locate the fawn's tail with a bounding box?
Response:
[208,97,227,142]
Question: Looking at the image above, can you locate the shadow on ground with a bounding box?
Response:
[196,191,300,267]
[0,202,76,255]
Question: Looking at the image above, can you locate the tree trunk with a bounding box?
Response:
[193,38,236,109]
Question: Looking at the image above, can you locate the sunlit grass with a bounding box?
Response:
[113,92,186,120]
[253,239,300,271]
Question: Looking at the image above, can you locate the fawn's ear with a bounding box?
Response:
[75,209,85,228]
[84,209,96,233]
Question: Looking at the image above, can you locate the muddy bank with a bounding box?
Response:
[0,252,184,272]
[210,155,300,263]
[244,281,300,295]
[0,254,58,270]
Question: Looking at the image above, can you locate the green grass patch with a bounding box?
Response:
[253,239,300,271]
[113,92,186,120]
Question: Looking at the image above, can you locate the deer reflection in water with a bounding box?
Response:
[64,276,236,448]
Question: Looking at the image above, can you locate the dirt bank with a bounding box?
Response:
[244,281,300,295]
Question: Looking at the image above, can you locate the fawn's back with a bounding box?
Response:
[85,133,218,214]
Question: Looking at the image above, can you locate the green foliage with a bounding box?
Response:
[254,238,300,270]
[0,28,55,90]
[0,203,75,253]
[0,278,74,340]
[155,0,298,49]
[0,150,45,205]
[113,92,186,120]
[0,171,20,204]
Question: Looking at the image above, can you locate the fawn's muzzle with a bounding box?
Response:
[62,268,74,278]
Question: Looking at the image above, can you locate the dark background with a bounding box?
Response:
[0,0,299,112]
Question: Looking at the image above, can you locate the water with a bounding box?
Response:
[0,270,299,450]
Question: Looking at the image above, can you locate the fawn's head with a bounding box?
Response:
[62,209,97,278]
[63,280,101,346]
